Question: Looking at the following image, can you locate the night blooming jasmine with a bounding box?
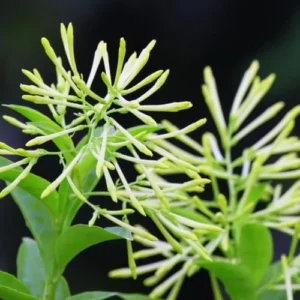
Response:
[0,23,299,300]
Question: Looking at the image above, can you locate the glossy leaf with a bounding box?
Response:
[4,105,58,126]
[0,287,39,300]
[201,261,256,300]
[238,223,273,286]
[80,162,99,193]
[0,272,38,300]
[0,157,59,216]
[74,125,111,189]
[5,104,74,162]
[66,291,116,300]
[0,271,31,295]
[58,179,71,217]
[118,293,150,300]
[257,262,284,299]
[17,237,71,299]
[257,290,286,300]
[66,292,150,300]
[11,186,57,276]
[105,226,132,240]
[17,238,46,298]
[54,224,131,274]
[61,152,99,228]
[60,166,99,228]
[76,126,115,150]
[55,277,71,300]
[259,262,282,288]
[247,183,268,205]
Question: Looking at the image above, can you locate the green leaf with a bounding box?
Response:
[79,161,98,194]
[257,262,284,299]
[58,179,71,217]
[257,290,286,300]
[60,165,98,228]
[238,223,273,286]
[0,271,31,294]
[17,238,46,298]
[67,126,115,225]
[0,272,38,300]
[5,104,74,162]
[76,126,115,151]
[61,151,99,228]
[0,287,39,300]
[66,292,150,300]
[247,183,268,205]
[54,224,131,274]
[0,157,59,216]
[259,262,282,290]
[66,291,116,300]
[11,186,57,276]
[17,237,70,300]
[118,293,150,300]
[105,226,132,240]
[201,261,256,300]
[55,277,71,300]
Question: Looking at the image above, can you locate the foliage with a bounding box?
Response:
[0,23,299,300]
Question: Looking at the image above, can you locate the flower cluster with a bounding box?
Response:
[2,23,199,207]
[110,61,300,299]
[0,23,228,293]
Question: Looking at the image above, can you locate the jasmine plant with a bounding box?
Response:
[0,23,212,300]
[0,22,299,300]
[111,62,300,300]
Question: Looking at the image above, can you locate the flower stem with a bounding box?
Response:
[210,273,224,300]
[225,130,236,213]
[43,280,55,300]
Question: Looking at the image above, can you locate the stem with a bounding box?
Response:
[288,222,300,263]
[43,280,55,300]
[210,273,224,300]
[282,255,294,300]
[225,132,236,213]
[210,175,220,202]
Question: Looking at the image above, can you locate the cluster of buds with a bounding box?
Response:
[150,60,300,231]
[0,23,227,296]
[3,23,299,299]
[110,61,300,298]
[2,23,204,209]
[0,144,45,198]
[110,220,224,299]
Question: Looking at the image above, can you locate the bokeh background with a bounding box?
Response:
[1,0,300,298]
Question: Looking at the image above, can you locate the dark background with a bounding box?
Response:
[1,0,300,299]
